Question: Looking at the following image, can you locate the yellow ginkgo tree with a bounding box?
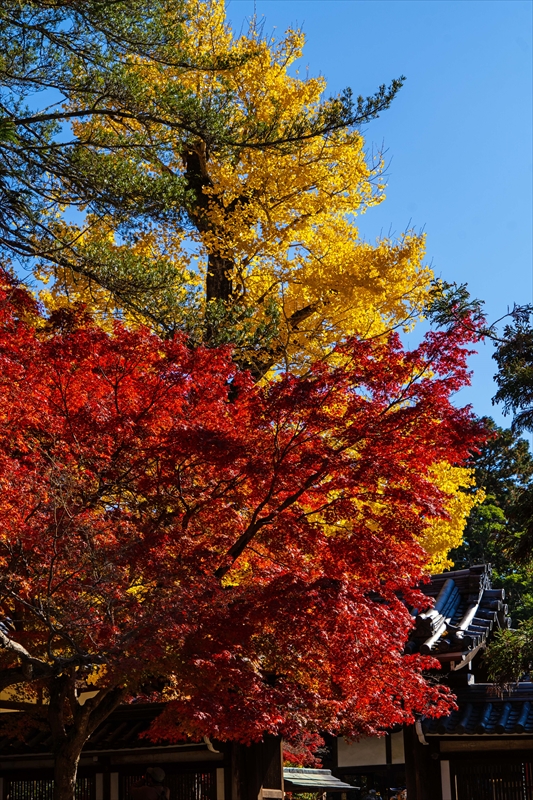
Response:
[29,1,428,371]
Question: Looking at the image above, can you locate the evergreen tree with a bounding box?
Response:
[478,308,533,686]
[451,419,533,621]
[0,0,407,363]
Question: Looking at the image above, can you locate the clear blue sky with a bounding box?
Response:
[228,0,533,428]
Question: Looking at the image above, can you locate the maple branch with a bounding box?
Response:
[0,628,51,679]
[0,667,36,693]
[83,685,127,733]
[214,462,328,579]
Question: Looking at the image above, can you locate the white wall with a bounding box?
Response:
[337,736,387,767]
[337,732,405,767]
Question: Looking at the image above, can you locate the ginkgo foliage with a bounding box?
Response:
[0,0,426,371]
[0,271,484,796]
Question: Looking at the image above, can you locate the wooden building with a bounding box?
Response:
[0,704,284,800]
[3,565,533,800]
[332,565,533,800]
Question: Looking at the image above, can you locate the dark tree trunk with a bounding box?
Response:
[47,672,83,800]
[53,745,82,800]
[47,674,126,800]
[183,139,318,358]
[183,144,235,319]
[206,252,233,304]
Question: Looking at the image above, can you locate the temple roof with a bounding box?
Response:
[0,703,217,759]
[423,684,533,736]
[408,566,533,739]
[407,564,511,669]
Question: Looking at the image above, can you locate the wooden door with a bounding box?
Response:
[452,758,533,800]
[120,767,216,800]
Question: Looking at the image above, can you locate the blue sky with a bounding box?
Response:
[228,0,533,428]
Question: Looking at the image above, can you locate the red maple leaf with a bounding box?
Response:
[0,269,483,784]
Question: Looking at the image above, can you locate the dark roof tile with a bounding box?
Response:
[408,565,511,665]
[424,685,533,736]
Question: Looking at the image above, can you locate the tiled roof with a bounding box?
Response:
[423,685,533,736]
[0,703,213,758]
[283,768,356,792]
[406,564,511,667]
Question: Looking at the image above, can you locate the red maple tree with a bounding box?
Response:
[0,271,483,797]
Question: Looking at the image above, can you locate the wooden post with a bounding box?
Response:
[230,736,284,800]
[403,725,442,800]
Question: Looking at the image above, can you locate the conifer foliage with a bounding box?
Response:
[0,0,422,370]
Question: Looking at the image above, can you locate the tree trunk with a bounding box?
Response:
[47,680,125,800]
[53,744,82,800]
[183,144,235,316]
[206,252,233,304]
